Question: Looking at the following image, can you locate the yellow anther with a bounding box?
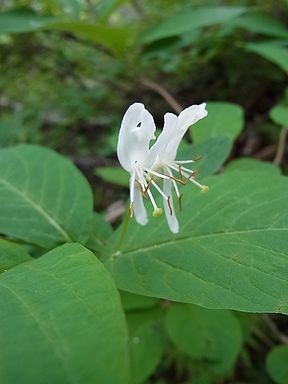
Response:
[201,185,209,193]
[153,208,163,218]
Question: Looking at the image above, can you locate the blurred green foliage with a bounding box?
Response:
[0,1,288,383]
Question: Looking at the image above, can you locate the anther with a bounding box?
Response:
[153,208,163,218]
[129,202,134,218]
[201,185,209,193]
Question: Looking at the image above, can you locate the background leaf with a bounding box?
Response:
[270,105,288,127]
[0,243,130,384]
[128,309,164,384]
[165,304,242,374]
[189,102,244,143]
[266,345,288,384]
[95,166,130,187]
[0,145,93,248]
[229,12,288,38]
[0,10,56,34]
[139,6,246,44]
[104,172,288,314]
[179,136,232,179]
[246,42,288,74]
[0,239,32,273]
[85,212,113,254]
[50,22,134,54]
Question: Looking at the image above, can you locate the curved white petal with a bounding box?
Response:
[165,103,208,161]
[163,178,179,234]
[151,103,208,165]
[150,112,178,166]
[117,103,156,172]
[133,186,148,226]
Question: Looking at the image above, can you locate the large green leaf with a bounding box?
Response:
[140,6,246,44]
[190,102,244,143]
[0,10,55,35]
[104,172,288,314]
[246,42,288,74]
[0,239,32,273]
[0,243,130,384]
[165,304,242,374]
[224,158,281,176]
[0,145,93,248]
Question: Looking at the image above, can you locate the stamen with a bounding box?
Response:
[137,169,162,214]
[144,168,171,181]
[174,160,195,164]
[169,163,195,177]
[151,179,169,201]
[166,167,181,197]
[180,169,208,191]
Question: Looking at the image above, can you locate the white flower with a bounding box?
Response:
[117,102,208,233]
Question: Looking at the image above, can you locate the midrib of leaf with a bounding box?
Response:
[0,178,72,242]
[115,227,287,258]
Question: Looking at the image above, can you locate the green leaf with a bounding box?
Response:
[246,42,288,74]
[266,346,288,384]
[0,144,93,248]
[0,243,130,384]
[230,12,288,38]
[95,166,130,187]
[85,212,113,254]
[179,136,232,179]
[224,158,281,176]
[165,304,242,374]
[0,10,55,35]
[140,6,246,44]
[121,291,160,312]
[270,105,288,127]
[128,309,164,383]
[190,102,244,143]
[0,239,32,273]
[104,172,288,314]
[50,22,134,54]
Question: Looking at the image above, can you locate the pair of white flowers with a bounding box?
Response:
[117,102,208,233]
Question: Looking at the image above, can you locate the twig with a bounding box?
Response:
[273,127,288,166]
[253,145,276,160]
[141,78,183,114]
[105,200,125,223]
[262,314,288,344]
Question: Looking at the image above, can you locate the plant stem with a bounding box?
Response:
[113,207,130,255]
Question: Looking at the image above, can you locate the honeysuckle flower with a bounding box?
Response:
[117,102,208,233]
[149,103,208,233]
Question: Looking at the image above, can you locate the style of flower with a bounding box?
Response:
[117,102,208,233]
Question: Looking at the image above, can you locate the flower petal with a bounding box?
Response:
[150,112,178,164]
[133,186,148,225]
[117,103,156,172]
[151,103,208,164]
[163,178,179,233]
